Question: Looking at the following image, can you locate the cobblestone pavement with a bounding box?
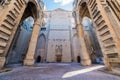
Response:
[0,63,120,80]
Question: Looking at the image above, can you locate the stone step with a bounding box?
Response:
[104,42,115,48]
[0,49,4,54]
[101,34,112,41]
[0,27,12,35]
[0,40,7,47]
[99,28,109,36]
[0,34,9,40]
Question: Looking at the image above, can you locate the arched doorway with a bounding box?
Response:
[36,56,41,63]
[5,1,39,65]
[77,56,81,63]
[55,45,62,63]
[35,34,46,63]
[56,55,62,62]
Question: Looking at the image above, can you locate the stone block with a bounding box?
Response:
[0,57,5,69]
[81,59,91,66]
[24,59,35,66]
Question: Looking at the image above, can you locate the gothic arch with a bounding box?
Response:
[35,34,46,63]
[37,33,46,49]
[0,0,43,68]
[79,2,91,20]
[21,1,40,22]
[76,0,120,70]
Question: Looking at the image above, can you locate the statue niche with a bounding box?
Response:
[55,45,62,62]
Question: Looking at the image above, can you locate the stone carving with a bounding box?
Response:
[56,45,62,56]
[55,45,62,62]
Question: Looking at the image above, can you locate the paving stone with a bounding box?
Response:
[0,63,120,80]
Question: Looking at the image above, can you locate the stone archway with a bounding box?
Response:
[0,0,43,68]
[74,0,120,70]
[35,34,46,63]
[6,1,40,65]
[82,17,102,63]
[6,17,34,64]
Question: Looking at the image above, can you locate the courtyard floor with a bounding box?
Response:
[0,63,120,80]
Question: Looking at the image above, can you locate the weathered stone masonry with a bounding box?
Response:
[0,0,44,68]
[73,0,120,71]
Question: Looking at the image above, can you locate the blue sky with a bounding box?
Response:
[42,0,74,11]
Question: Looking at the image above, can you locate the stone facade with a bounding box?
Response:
[46,9,72,62]
[38,9,76,63]
[36,8,101,63]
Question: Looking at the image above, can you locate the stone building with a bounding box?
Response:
[35,8,81,63]
[0,0,119,74]
[45,9,73,63]
[0,0,45,68]
[47,9,72,62]
[35,8,103,63]
[73,0,120,72]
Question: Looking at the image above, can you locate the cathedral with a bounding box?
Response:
[0,0,120,78]
[35,8,102,63]
[40,9,74,62]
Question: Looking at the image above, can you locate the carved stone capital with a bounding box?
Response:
[34,21,41,26]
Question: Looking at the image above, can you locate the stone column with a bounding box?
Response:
[24,21,41,66]
[77,23,91,66]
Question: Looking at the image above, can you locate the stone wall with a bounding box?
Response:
[46,9,74,62]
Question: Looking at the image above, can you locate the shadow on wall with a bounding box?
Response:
[6,17,34,65]
[82,17,103,64]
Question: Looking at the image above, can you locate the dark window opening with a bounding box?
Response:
[41,27,46,31]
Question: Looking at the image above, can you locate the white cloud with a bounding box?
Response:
[54,0,74,6]
[61,0,73,6]
[54,0,62,3]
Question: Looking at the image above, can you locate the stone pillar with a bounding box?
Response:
[104,54,111,70]
[24,21,41,66]
[77,23,91,66]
